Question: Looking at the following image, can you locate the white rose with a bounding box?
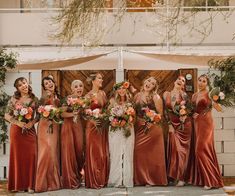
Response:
[20,108,28,116]
[109,116,114,121]
[219,92,225,100]
[44,105,53,111]
[92,109,101,118]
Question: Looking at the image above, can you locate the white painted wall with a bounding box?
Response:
[0,11,235,47]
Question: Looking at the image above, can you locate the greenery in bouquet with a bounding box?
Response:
[38,105,63,133]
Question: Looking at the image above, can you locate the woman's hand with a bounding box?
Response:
[146,122,153,129]
[193,113,199,119]
[91,119,101,127]
[138,118,146,126]
[16,121,26,128]
[168,125,175,133]
[23,121,34,130]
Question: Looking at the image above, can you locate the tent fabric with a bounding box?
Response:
[15,52,112,70]
[128,51,234,66]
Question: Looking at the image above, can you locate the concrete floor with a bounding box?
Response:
[15,186,226,196]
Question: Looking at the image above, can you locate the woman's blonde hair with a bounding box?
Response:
[71,80,83,90]
[140,76,159,99]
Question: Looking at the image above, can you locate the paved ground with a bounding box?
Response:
[14,186,227,196]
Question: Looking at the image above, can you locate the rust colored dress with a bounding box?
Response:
[7,96,38,191]
[164,91,193,182]
[61,96,84,189]
[134,94,167,186]
[35,95,61,192]
[191,92,223,188]
[85,90,109,189]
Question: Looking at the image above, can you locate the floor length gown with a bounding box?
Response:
[191,92,223,188]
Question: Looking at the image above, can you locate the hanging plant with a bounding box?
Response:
[0,48,18,144]
[208,56,235,107]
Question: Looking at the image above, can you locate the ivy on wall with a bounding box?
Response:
[209,56,235,107]
[0,48,18,144]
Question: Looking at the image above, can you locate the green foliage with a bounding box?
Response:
[208,57,235,107]
[0,48,18,144]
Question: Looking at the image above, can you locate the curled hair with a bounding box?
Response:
[86,72,103,85]
[177,75,186,91]
[198,74,210,86]
[14,77,35,100]
[141,76,159,99]
[41,76,60,98]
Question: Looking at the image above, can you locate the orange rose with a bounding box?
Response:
[154,114,161,123]
[213,95,219,101]
[43,111,50,118]
[28,107,33,114]
[25,113,32,120]
[126,107,135,116]
[123,82,130,89]
[77,99,84,106]
[179,108,187,116]
[146,111,155,118]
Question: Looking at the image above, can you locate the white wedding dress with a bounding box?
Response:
[108,127,134,187]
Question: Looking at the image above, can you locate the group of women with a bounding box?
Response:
[5,72,224,193]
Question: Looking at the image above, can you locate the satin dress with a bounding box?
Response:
[164,92,193,182]
[61,96,84,189]
[191,92,223,188]
[134,94,167,186]
[35,95,61,192]
[7,96,38,191]
[85,91,109,189]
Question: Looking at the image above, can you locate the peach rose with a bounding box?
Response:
[126,107,135,116]
[154,114,161,123]
[25,113,32,120]
[146,111,155,118]
[43,110,50,118]
[28,107,33,114]
[179,108,187,116]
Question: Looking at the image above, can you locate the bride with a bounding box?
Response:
[108,81,135,187]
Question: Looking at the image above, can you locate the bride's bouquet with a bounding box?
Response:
[38,105,63,133]
[108,103,135,137]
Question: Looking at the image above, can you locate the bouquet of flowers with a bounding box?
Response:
[172,100,192,130]
[38,105,63,133]
[209,87,225,112]
[13,102,33,122]
[141,106,161,133]
[66,96,89,123]
[108,103,135,137]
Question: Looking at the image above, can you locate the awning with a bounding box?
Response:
[128,51,234,66]
[14,52,112,70]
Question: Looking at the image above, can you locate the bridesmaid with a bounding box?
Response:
[35,76,61,192]
[191,74,223,189]
[84,72,109,189]
[61,80,84,189]
[5,77,38,193]
[163,75,193,186]
[108,82,135,188]
[134,76,167,186]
